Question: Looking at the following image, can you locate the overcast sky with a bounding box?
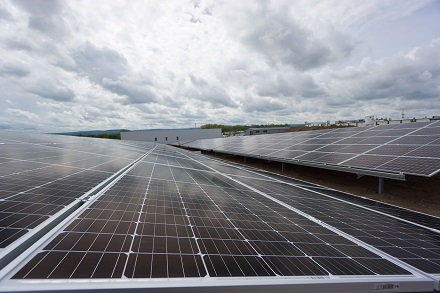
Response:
[1,0,439,132]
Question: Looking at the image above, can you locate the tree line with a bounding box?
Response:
[76,133,121,140]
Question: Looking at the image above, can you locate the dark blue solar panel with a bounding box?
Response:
[1,132,439,293]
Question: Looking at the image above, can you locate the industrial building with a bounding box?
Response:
[245,127,290,136]
[121,128,222,144]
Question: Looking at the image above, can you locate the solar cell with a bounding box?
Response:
[387,135,438,145]
[380,157,440,176]
[287,144,326,151]
[303,186,440,229]
[378,128,421,137]
[405,145,440,157]
[246,148,280,156]
[351,130,385,137]
[337,144,378,153]
[353,136,395,144]
[366,145,416,156]
[412,125,440,135]
[313,153,356,164]
[316,144,348,152]
[269,149,307,159]
[394,121,435,129]
[340,154,396,169]
[294,151,329,161]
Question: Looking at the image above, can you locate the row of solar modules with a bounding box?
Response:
[178,121,440,177]
[0,132,155,250]
[0,132,439,292]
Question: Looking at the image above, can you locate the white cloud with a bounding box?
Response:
[0,0,438,132]
[5,108,39,120]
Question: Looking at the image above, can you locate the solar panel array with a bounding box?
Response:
[181,121,440,177]
[0,132,152,250]
[0,131,439,292]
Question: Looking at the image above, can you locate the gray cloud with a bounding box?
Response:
[103,78,157,105]
[5,108,39,120]
[186,82,237,108]
[329,40,440,103]
[0,1,438,131]
[13,0,63,16]
[189,73,207,86]
[0,123,13,130]
[226,6,355,71]
[72,41,128,81]
[27,78,75,102]
[12,0,70,39]
[0,4,12,21]
[205,87,236,108]
[28,15,69,39]
[242,95,287,113]
[72,41,158,105]
[4,37,38,52]
[256,73,325,99]
[0,62,30,77]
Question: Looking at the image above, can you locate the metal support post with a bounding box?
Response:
[244,156,247,163]
[282,162,285,172]
[378,177,384,194]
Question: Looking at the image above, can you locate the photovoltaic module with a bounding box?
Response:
[0,129,439,292]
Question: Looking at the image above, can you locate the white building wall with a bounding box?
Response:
[121,129,222,144]
[358,117,432,127]
[245,127,290,136]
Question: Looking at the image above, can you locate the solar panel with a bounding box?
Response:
[220,170,440,275]
[1,131,439,292]
[5,154,416,279]
[0,132,155,250]
[183,121,440,177]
